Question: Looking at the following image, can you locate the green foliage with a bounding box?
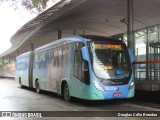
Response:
[0,60,9,67]
[0,0,55,13]
[22,0,50,12]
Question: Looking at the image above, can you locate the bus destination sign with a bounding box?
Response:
[94,44,122,49]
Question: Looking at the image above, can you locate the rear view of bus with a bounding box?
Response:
[78,36,135,100]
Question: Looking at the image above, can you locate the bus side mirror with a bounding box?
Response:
[81,47,89,61]
[128,48,135,63]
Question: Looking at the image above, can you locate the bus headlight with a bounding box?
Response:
[128,81,134,90]
[93,80,104,91]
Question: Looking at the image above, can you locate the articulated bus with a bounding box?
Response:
[15,35,135,101]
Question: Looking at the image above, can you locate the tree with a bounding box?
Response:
[0,0,56,13]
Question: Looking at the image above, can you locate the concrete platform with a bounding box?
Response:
[136,80,160,91]
[0,78,160,120]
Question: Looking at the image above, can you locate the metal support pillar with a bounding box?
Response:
[146,28,149,80]
[74,29,76,35]
[2,57,4,77]
[127,0,134,50]
[8,55,10,63]
[31,43,34,51]
[127,0,136,79]
[83,29,85,35]
[158,25,160,42]
[17,50,19,56]
[58,30,62,39]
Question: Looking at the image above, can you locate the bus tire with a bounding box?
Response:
[35,80,41,94]
[19,78,23,88]
[63,83,71,102]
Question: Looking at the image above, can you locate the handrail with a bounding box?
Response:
[134,60,160,64]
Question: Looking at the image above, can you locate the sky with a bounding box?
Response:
[0,0,60,54]
[0,2,36,54]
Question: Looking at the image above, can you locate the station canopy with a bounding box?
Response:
[1,0,160,57]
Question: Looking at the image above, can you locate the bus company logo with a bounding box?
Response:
[2,112,11,117]
[116,87,119,91]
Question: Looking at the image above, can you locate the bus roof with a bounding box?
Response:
[34,35,124,52]
[16,51,31,59]
[81,35,123,43]
[34,35,85,52]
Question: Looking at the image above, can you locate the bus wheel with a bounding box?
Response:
[35,80,41,94]
[63,83,71,102]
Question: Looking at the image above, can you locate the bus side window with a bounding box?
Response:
[82,60,90,85]
[58,47,63,67]
[62,45,67,68]
[47,49,54,68]
[53,49,56,67]
[39,51,47,69]
[54,48,59,67]
[17,57,26,70]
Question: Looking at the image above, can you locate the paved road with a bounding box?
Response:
[0,78,159,120]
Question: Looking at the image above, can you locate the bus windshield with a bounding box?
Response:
[89,42,131,80]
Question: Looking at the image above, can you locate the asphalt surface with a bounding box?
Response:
[0,78,159,120]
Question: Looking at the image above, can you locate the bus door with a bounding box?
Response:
[73,42,90,98]
[29,52,33,88]
[53,47,59,92]
[57,47,63,93]
[73,43,83,97]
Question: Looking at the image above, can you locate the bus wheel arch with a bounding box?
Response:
[35,78,41,94]
[61,81,71,102]
[19,77,23,88]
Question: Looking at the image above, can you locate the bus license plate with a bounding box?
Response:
[113,92,121,97]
